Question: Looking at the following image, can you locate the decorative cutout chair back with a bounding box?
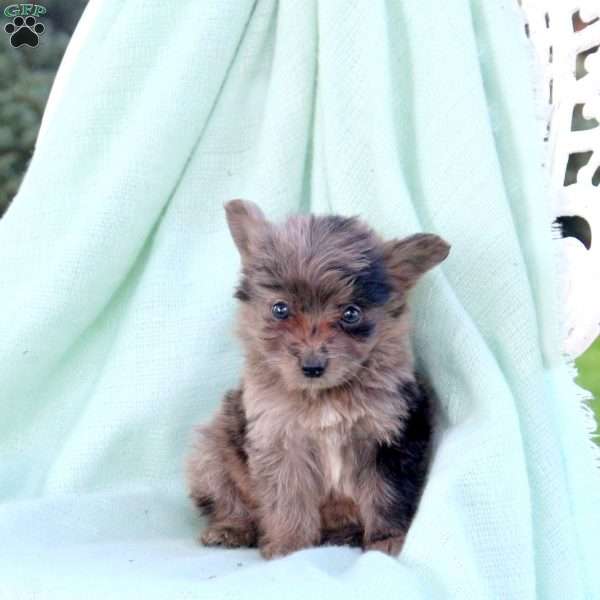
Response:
[520,0,600,357]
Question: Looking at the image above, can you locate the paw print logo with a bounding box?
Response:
[4,16,45,48]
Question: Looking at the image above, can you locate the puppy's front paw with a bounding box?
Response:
[200,524,257,548]
[363,533,405,556]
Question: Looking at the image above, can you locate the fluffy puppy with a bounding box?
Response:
[186,200,449,559]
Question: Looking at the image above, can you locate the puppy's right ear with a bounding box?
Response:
[383,233,450,291]
[225,199,267,261]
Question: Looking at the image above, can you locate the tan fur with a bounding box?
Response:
[186,200,449,558]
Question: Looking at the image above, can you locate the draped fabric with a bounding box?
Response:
[0,1,598,598]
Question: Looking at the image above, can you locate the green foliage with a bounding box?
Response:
[0,1,87,216]
[576,337,600,440]
[40,0,89,34]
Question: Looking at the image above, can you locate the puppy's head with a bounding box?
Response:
[226,199,449,392]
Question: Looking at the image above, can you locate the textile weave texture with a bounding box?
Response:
[0,1,598,598]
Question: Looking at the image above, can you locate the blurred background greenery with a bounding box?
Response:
[0,0,87,214]
[576,338,600,439]
[1,1,598,440]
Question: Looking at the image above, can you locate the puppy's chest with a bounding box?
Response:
[316,428,348,492]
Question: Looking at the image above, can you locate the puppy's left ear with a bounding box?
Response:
[383,233,450,290]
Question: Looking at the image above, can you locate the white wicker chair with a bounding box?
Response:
[520,0,600,357]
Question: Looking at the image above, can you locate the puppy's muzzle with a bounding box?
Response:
[301,355,328,378]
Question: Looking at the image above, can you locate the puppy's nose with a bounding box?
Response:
[302,364,325,378]
[301,357,327,378]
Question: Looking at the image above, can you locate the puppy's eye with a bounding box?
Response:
[340,304,362,325]
[271,301,290,320]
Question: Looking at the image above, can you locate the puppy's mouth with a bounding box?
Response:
[292,360,355,392]
[298,376,332,391]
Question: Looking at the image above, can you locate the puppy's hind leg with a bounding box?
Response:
[186,390,258,548]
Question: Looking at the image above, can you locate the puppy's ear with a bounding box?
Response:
[225,199,267,261]
[383,233,450,290]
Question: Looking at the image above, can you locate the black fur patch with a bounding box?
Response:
[375,379,432,530]
[223,389,248,463]
[340,320,375,340]
[351,254,391,308]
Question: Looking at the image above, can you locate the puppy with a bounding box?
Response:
[186,200,449,559]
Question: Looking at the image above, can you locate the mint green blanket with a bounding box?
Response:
[1,1,599,598]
